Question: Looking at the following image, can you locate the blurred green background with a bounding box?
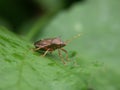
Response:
[0,0,120,90]
[0,0,83,38]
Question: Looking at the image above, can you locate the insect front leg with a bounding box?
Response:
[58,49,66,64]
[42,49,50,56]
[34,47,41,51]
[31,47,41,52]
[60,48,69,61]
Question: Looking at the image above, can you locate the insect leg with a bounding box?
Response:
[42,49,50,56]
[58,49,66,64]
[60,48,69,61]
[34,47,41,51]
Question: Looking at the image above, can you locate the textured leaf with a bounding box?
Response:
[35,0,120,89]
[0,27,102,90]
[0,0,120,90]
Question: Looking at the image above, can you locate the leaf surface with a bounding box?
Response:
[0,27,101,90]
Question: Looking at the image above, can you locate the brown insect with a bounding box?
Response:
[34,34,81,64]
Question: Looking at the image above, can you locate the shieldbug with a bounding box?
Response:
[34,34,81,64]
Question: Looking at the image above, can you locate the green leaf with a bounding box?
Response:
[1,0,120,89]
[0,27,103,90]
[34,0,120,89]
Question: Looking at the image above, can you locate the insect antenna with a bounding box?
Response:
[65,33,82,44]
